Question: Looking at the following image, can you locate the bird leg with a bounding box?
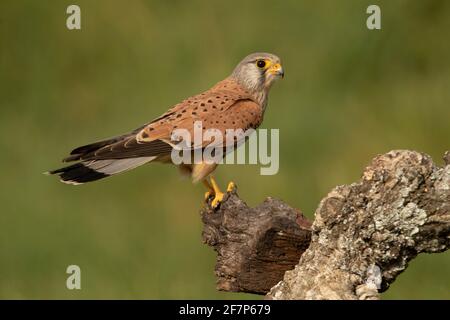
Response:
[209,175,225,209]
[203,179,214,201]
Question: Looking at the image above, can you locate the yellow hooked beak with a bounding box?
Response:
[267,63,284,78]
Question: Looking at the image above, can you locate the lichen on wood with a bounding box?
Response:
[201,150,449,299]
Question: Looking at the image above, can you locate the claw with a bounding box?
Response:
[211,191,225,209]
[204,177,235,210]
[226,181,236,193]
[204,190,214,201]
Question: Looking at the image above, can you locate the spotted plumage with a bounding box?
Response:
[48,52,284,208]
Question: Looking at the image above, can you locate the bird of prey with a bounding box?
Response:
[48,52,284,208]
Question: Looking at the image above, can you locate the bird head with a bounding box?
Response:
[231,52,284,93]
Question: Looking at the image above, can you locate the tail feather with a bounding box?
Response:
[48,157,155,185]
[63,135,130,162]
[65,124,149,162]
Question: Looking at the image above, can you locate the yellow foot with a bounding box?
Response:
[227,181,236,192]
[211,191,225,209]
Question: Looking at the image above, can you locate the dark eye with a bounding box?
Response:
[256,60,266,68]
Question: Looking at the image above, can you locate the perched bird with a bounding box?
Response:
[48,52,284,208]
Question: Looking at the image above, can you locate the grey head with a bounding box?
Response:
[231,52,284,96]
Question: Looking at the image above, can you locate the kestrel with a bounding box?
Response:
[48,52,284,208]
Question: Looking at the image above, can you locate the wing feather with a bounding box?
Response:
[50,77,264,185]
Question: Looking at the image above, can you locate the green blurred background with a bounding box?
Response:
[0,0,449,299]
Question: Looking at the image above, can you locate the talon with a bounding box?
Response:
[211,191,225,209]
[203,175,228,210]
[204,190,214,201]
[226,181,236,193]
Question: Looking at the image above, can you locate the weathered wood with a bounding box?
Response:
[201,194,312,294]
[201,150,450,299]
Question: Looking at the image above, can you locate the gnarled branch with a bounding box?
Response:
[201,150,450,299]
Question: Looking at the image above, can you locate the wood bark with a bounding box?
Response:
[201,150,450,299]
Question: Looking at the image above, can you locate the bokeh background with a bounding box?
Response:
[0,0,449,299]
